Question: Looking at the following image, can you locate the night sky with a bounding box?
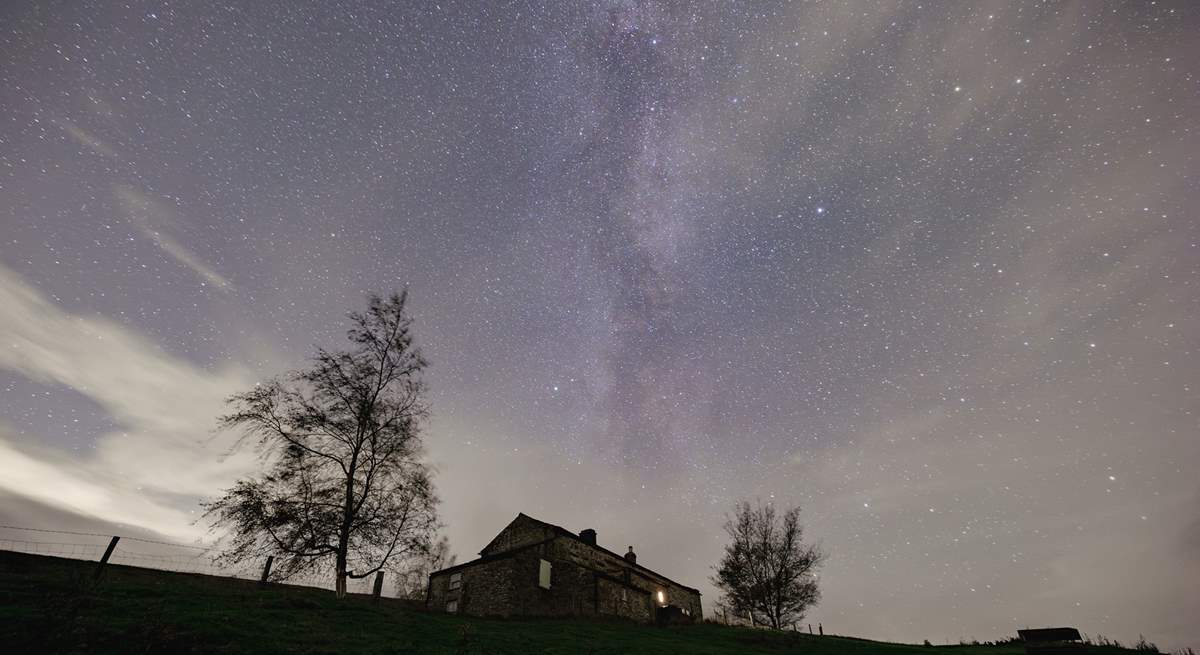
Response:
[2,1,1198,648]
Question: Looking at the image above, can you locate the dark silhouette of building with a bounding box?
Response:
[426,513,701,622]
[1018,627,1084,655]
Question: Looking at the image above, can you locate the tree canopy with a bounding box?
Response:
[204,291,438,598]
[712,500,825,629]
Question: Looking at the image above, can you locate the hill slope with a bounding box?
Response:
[0,551,1129,655]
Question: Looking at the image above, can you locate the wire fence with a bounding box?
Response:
[0,525,381,596]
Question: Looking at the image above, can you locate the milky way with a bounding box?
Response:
[1,1,1198,648]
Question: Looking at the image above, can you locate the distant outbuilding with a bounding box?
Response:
[1018,627,1085,655]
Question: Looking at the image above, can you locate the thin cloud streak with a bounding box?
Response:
[54,118,119,158]
[114,186,234,291]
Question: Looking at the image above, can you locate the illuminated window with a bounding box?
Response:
[449,572,462,590]
[656,590,666,605]
[446,600,458,613]
[539,559,552,589]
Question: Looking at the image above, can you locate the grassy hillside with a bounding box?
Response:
[0,551,1137,655]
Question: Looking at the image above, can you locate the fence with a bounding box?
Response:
[0,525,383,596]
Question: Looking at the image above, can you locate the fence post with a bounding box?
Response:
[372,570,384,602]
[94,536,120,580]
[260,555,274,585]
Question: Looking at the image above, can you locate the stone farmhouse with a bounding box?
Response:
[426,513,702,623]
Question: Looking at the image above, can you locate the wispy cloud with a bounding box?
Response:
[54,118,119,158]
[0,264,254,540]
[114,186,234,291]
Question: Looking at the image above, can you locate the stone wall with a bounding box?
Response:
[555,536,702,619]
[508,542,594,616]
[430,541,593,617]
[428,556,516,616]
[596,576,654,622]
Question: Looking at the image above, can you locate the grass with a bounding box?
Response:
[0,550,1145,655]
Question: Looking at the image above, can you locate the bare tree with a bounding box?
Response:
[712,500,825,629]
[394,534,456,600]
[203,292,438,598]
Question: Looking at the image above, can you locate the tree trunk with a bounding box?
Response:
[336,553,348,599]
[336,452,357,600]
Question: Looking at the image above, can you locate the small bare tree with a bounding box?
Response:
[395,534,456,600]
[712,500,825,629]
[203,292,438,598]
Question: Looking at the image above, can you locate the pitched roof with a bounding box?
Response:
[440,512,701,594]
[431,536,557,577]
[475,512,565,556]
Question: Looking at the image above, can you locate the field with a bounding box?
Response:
[0,550,1138,655]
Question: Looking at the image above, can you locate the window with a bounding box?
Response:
[449,572,462,591]
[656,590,667,606]
[538,559,552,589]
[446,600,458,613]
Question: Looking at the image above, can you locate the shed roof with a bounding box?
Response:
[1018,628,1083,643]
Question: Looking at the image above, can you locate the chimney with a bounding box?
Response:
[624,546,637,565]
[580,528,597,546]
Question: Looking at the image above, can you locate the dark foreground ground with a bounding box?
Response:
[0,550,1141,655]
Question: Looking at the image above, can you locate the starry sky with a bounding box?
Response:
[1,0,1198,648]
